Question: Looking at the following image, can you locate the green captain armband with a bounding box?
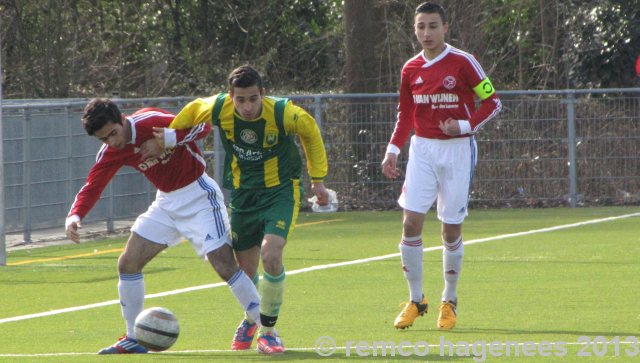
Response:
[473,78,496,100]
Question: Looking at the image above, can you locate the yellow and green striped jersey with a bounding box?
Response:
[170,93,328,190]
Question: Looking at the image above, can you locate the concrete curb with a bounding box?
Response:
[5,219,135,251]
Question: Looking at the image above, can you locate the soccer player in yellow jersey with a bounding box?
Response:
[140,65,329,354]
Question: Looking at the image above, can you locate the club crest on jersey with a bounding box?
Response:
[265,132,278,146]
[443,76,456,90]
[240,129,258,144]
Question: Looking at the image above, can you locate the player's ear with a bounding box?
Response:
[260,88,266,97]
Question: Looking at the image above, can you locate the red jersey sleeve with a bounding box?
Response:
[460,56,502,132]
[469,93,501,133]
[388,63,417,150]
[67,146,124,219]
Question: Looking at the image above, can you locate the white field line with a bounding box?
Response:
[1,212,638,327]
[0,341,636,357]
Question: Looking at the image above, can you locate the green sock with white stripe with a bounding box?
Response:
[259,268,285,334]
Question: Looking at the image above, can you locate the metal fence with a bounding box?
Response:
[292,89,640,210]
[1,89,639,243]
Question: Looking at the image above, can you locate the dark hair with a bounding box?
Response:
[81,98,122,136]
[415,2,447,24]
[228,64,263,90]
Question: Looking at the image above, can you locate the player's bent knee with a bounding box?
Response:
[117,254,144,274]
[260,236,285,274]
[402,219,423,236]
[207,246,238,281]
[402,210,425,236]
[442,223,462,243]
[260,250,283,275]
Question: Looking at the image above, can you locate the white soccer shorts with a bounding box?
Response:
[398,135,477,224]
[132,173,231,257]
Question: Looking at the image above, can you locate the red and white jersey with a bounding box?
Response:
[389,43,502,148]
[68,108,212,220]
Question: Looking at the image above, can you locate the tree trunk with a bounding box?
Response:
[344,0,381,93]
[343,0,386,188]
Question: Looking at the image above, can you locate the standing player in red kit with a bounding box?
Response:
[381,2,502,330]
[65,98,261,354]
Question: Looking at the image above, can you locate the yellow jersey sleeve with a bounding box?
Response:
[169,96,216,129]
[282,102,328,181]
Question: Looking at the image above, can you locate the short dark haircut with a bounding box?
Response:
[228,64,263,90]
[415,2,447,24]
[81,98,122,136]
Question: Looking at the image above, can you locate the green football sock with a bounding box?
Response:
[259,268,285,327]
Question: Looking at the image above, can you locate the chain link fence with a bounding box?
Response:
[1,89,639,243]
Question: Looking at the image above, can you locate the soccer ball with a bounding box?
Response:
[134,307,180,351]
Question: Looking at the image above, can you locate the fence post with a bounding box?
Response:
[566,92,578,207]
[313,96,323,129]
[106,181,114,233]
[23,108,32,242]
[66,106,74,216]
[0,30,5,265]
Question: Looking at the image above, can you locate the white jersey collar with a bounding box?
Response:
[420,43,452,67]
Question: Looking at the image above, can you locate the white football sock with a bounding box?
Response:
[118,273,145,339]
[399,236,424,303]
[244,274,260,324]
[228,270,261,326]
[442,236,464,303]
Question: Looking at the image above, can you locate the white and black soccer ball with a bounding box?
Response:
[134,307,180,351]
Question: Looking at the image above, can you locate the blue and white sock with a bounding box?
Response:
[118,273,144,339]
[228,270,261,326]
[243,274,260,324]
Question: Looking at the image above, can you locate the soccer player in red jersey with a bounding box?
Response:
[65,98,261,354]
[381,2,502,330]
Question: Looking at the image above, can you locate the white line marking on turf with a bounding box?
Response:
[1,341,635,357]
[1,212,638,326]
